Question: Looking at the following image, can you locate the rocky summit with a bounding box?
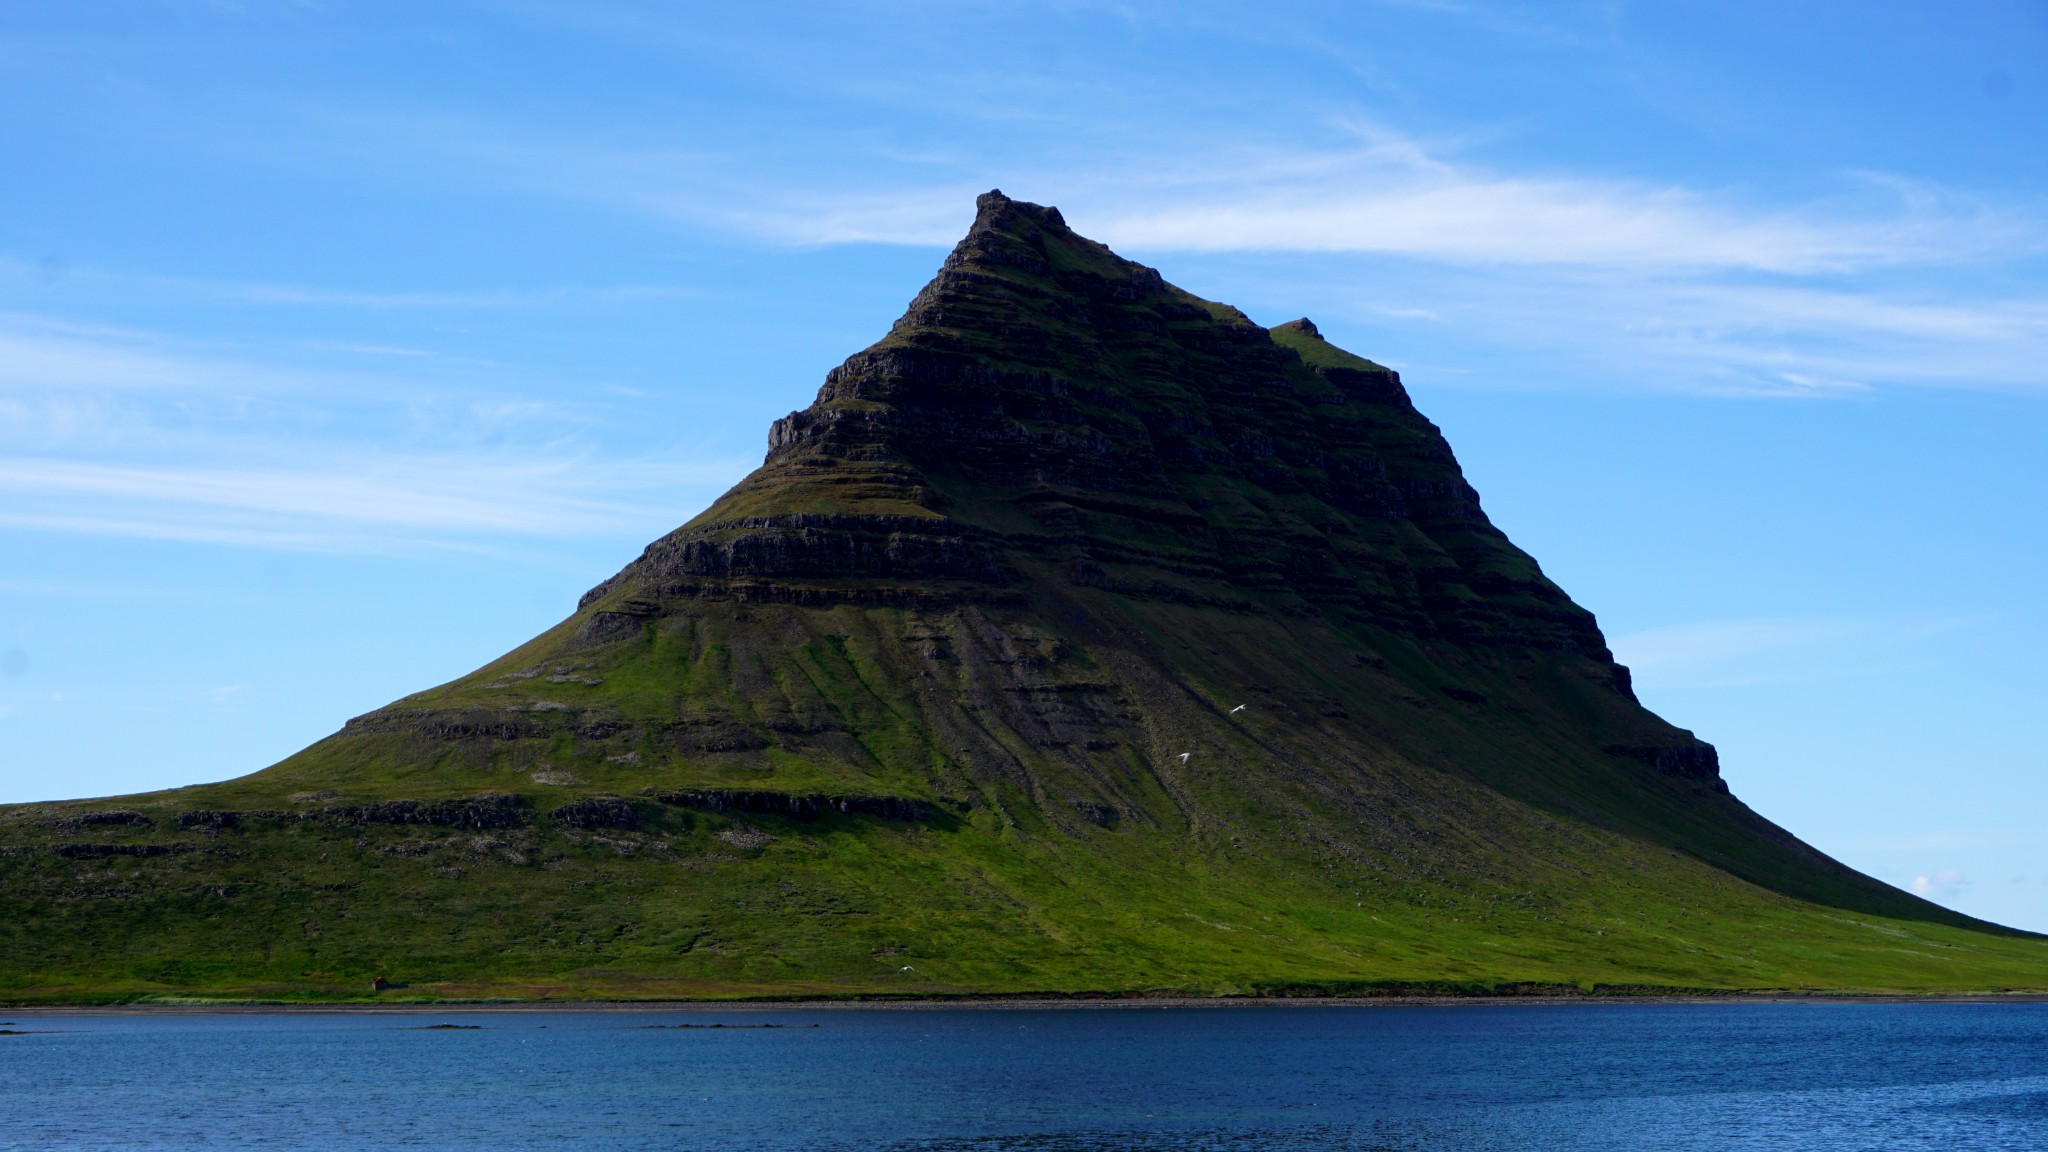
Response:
[4,192,2042,1003]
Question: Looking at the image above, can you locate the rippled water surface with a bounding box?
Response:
[4,1001,2047,1150]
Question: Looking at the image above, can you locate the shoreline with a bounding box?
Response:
[9,991,2048,1015]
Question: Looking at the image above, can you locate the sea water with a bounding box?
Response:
[3,1001,2046,1150]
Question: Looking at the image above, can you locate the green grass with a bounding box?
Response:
[5,767,2046,1004]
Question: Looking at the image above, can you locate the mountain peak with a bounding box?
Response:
[972,188,1067,232]
[2,191,2013,1004]
[935,189,1148,294]
[620,201,1611,664]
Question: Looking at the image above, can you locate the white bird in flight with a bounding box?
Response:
[1229,704,1246,715]
[1178,752,1191,764]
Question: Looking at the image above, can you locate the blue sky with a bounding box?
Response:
[3,1,2046,927]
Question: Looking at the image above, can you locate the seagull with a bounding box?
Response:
[901,965,915,972]
[1178,752,1191,764]
[1229,704,1246,715]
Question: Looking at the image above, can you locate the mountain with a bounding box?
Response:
[4,191,2041,1004]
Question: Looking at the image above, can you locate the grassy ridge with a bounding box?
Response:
[6,788,2045,1004]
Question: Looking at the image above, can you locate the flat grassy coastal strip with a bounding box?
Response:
[4,769,2043,1004]
[5,192,2044,1002]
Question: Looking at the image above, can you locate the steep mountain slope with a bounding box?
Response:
[4,192,2042,1003]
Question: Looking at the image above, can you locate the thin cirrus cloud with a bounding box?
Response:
[0,456,635,534]
[1608,616,1982,690]
[1302,271,2048,396]
[524,127,2044,395]
[0,314,749,554]
[0,313,496,423]
[1640,299,2048,396]
[330,105,2048,394]
[736,169,1930,273]
[1087,179,1977,274]
[1613,618,1865,673]
[418,106,2021,274]
[0,454,721,553]
[699,132,2030,275]
[0,258,702,313]
[0,453,712,545]
[0,314,301,396]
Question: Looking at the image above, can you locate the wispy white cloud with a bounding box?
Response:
[1276,265,2048,397]
[389,112,2047,395]
[0,452,746,553]
[679,127,2033,274]
[1613,618,1865,674]
[383,105,2033,276]
[1575,280,2048,393]
[201,683,245,710]
[0,314,311,395]
[1910,868,1969,902]
[1091,177,2001,275]
[0,456,653,537]
[1610,615,1983,689]
[0,259,699,312]
[0,312,750,553]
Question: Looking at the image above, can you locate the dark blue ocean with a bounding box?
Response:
[3,1002,2047,1150]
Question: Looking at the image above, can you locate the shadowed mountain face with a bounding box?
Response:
[2,193,2035,1003]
